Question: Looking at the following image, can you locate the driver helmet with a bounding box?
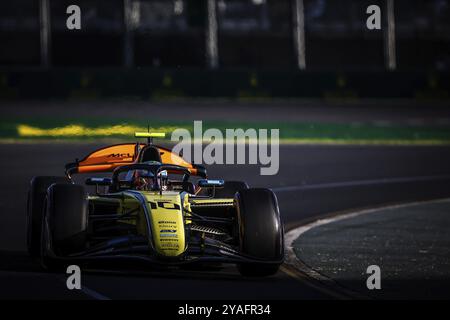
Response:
[133,169,155,190]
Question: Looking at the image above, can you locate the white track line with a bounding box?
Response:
[57,275,111,300]
[79,285,111,300]
[272,174,450,193]
[283,198,450,298]
[0,270,111,300]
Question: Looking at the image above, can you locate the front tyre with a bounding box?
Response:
[41,183,88,271]
[235,188,284,277]
[27,176,69,257]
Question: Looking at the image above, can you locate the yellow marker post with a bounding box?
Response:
[134,132,166,138]
[135,132,166,144]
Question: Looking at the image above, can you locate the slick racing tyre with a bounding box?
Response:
[27,176,69,257]
[235,188,284,277]
[41,183,88,271]
[214,181,249,198]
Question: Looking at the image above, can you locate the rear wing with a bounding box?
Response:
[65,143,206,178]
[65,143,143,176]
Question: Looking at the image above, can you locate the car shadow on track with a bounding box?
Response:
[0,250,283,283]
[0,251,43,273]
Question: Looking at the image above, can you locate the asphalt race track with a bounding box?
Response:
[1,143,450,299]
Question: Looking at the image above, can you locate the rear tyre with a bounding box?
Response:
[27,176,69,257]
[235,188,284,277]
[41,183,88,271]
[214,181,249,198]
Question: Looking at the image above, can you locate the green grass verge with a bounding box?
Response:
[1,117,450,145]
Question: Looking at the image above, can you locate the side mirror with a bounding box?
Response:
[85,177,113,186]
[197,179,225,188]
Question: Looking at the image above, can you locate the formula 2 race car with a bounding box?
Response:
[27,132,284,276]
